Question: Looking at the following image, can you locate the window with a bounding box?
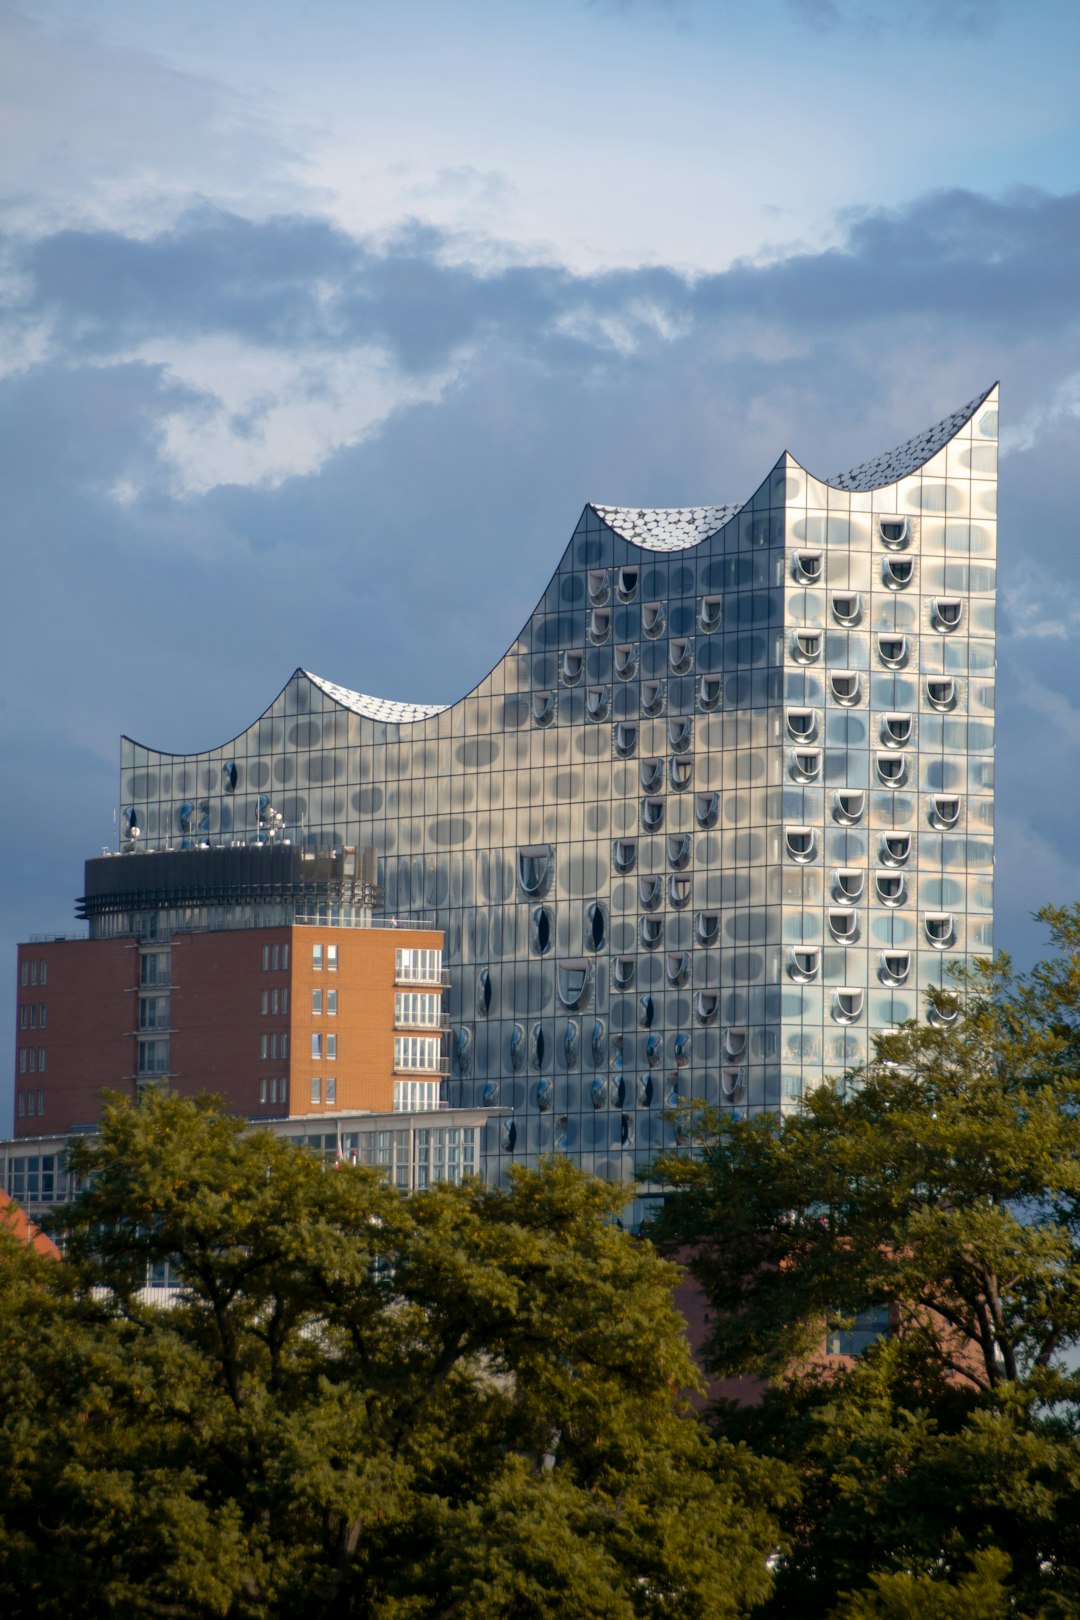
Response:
[326,1034,337,1061]
[614,643,637,679]
[613,957,635,989]
[695,790,719,828]
[785,826,817,862]
[395,948,443,984]
[932,598,964,631]
[140,952,170,987]
[282,944,289,970]
[518,846,552,895]
[878,516,909,548]
[261,990,269,1015]
[19,1007,26,1030]
[613,722,637,758]
[833,869,864,902]
[588,609,610,644]
[830,670,860,705]
[883,556,914,589]
[327,945,338,972]
[311,1077,322,1105]
[791,747,822,782]
[138,1040,168,1075]
[925,913,956,947]
[642,797,664,831]
[832,592,861,625]
[877,634,908,668]
[261,1034,269,1060]
[28,1049,36,1074]
[833,791,865,825]
[30,961,37,986]
[791,629,822,663]
[19,1050,26,1074]
[876,872,907,906]
[532,690,556,725]
[876,752,908,785]
[272,944,280,971]
[312,988,323,1015]
[561,649,584,684]
[20,961,28,987]
[641,916,664,948]
[669,637,692,673]
[28,1004,36,1029]
[312,1033,322,1060]
[696,911,719,945]
[881,833,911,865]
[792,551,822,583]
[788,947,820,982]
[930,795,962,828]
[829,908,858,941]
[879,952,911,986]
[39,1005,46,1029]
[259,1078,267,1104]
[882,712,913,746]
[282,989,289,1013]
[281,1033,288,1060]
[669,758,693,792]
[270,1034,278,1059]
[17,1091,24,1116]
[832,988,864,1024]
[326,989,336,1015]
[786,707,818,740]
[642,601,665,637]
[325,1077,337,1105]
[271,988,279,1014]
[395,991,442,1027]
[638,874,662,910]
[394,1036,443,1072]
[37,1090,44,1117]
[698,674,722,711]
[699,594,723,631]
[617,567,638,602]
[640,757,663,793]
[313,944,324,971]
[668,875,691,909]
[586,686,609,721]
[588,569,609,604]
[827,1304,892,1357]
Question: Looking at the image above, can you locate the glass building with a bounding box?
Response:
[109,387,998,1183]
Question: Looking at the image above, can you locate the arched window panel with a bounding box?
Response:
[788,946,820,982]
[880,833,912,866]
[641,679,665,717]
[613,956,636,990]
[699,595,723,632]
[666,952,689,986]
[531,1023,547,1069]
[669,757,693,792]
[790,746,822,782]
[876,751,908,786]
[645,1033,664,1069]
[518,846,552,896]
[878,515,910,548]
[536,1078,553,1112]
[668,875,692,910]
[617,566,639,603]
[561,649,584,686]
[832,987,864,1024]
[926,677,957,711]
[877,634,908,669]
[223,761,238,792]
[178,801,195,835]
[641,915,664,949]
[614,722,638,758]
[613,1074,627,1109]
[642,796,665,831]
[532,906,553,953]
[791,629,822,664]
[588,609,611,645]
[695,790,719,829]
[590,1076,607,1110]
[586,903,606,953]
[785,825,818,863]
[883,556,915,590]
[833,868,865,903]
[586,686,610,722]
[667,833,691,869]
[828,907,858,942]
[792,550,823,584]
[882,713,913,747]
[924,912,956,948]
[620,1114,634,1149]
[587,569,609,606]
[477,969,492,1016]
[563,1021,579,1069]
[639,994,654,1029]
[830,670,861,706]
[786,707,820,740]
[833,790,865,825]
[668,716,692,754]
[673,1032,691,1068]
[723,1026,747,1058]
[721,1067,745,1102]
[698,674,722,711]
[642,600,666,638]
[879,951,911,986]
[502,1119,517,1153]
[669,637,693,674]
[928,994,961,1027]
[614,643,638,680]
[832,592,861,626]
[640,757,663,793]
[532,690,556,727]
[929,795,962,828]
[558,959,590,1009]
[637,1073,654,1107]
[612,838,637,875]
[482,1080,499,1106]
[696,991,719,1026]
[875,871,907,906]
[554,1116,569,1151]
[509,1024,525,1071]
[638,874,663,910]
[932,598,964,632]
[696,910,720,945]
[591,1021,606,1067]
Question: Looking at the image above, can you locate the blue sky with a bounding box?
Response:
[4,0,1080,1124]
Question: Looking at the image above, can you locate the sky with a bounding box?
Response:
[4,0,1080,1127]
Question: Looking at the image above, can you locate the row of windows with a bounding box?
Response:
[261,943,291,971]
[394,1036,443,1072]
[5,1152,62,1203]
[260,1033,289,1061]
[394,1080,442,1112]
[18,1004,46,1029]
[19,959,48,987]
[395,948,443,984]
[311,1033,337,1060]
[312,988,337,1015]
[16,1089,45,1118]
[260,988,290,1015]
[17,1048,46,1074]
[312,943,338,971]
[258,1076,288,1104]
[394,992,442,1027]
[310,1076,338,1105]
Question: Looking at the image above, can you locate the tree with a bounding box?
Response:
[0,1091,782,1619]
[649,906,1080,1618]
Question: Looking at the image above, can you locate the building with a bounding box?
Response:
[12,386,998,1186]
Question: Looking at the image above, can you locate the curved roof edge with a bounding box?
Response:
[305,671,447,725]
[590,502,743,551]
[825,383,998,492]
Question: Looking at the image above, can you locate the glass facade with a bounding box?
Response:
[113,388,997,1184]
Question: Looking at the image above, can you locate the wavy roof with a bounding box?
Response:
[828,384,996,492]
[305,672,447,724]
[590,502,742,551]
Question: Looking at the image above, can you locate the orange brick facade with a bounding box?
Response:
[13,925,445,1137]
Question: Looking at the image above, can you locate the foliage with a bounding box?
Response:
[0,1091,781,1619]
[648,905,1080,1618]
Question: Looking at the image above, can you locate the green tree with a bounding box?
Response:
[0,1091,782,1619]
[649,906,1080,1618]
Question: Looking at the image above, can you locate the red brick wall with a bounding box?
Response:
[169,928,293,1116]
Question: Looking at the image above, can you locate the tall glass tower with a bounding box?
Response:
[108,387,998,1182]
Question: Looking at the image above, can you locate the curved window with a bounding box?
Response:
[668,875,691,909]
[878,634,908,669]
[787,707,819,740]
[592,1021,606,1067]
[699,595,723,632]
[642,601,666,638]
[833,869,865,903]
[698,674,723,711]
[646,1033,664,1068]
[532,907,552,953]
[928,995,961,1027]
[880,833,911,866]
[667,833,691,869]
[642,797,665,831]
[696,991,719,1026]
[558,959,590,1008]
[932,598,964,631]
[124,806,141,841]
[832,987,864,1024]
[613,838,637,875]
[518,846,552,895]
[793,551,823,583]
[620,1113,634,1148]
[561,649,584,686]
[724,1027,747,1059]
[617,566,639,603]
[587,569,609,606]
[178,801,195,835]
[696,910,720,945]
[482,1080,499,1106]
[635,873,663,917]
[563,1021,579,1069]
[788,946,820,982]
[883,556,914,590]
[833,790,865,825]
[882,712,912,746]
[695,790,719,829]
[669,638,692,674]
[478,968,492,1016]
[639,994,654,1028]
[502,1119,517,1152]
[668,716,692,753]
[554,1116,569,1150]
[614,722,637,758]
[613,956,635,990]
[791,629,822,664]
[641,679,664,716]
[614,643,637,680]
[586,903,606,952]
[586,686,609,722]
[531,1023,547,1069]
[590,1076,607,1110]
[878,516,909,548]
[532,690,556,727]
[832,592,861,626]
[536,1078,553,1112]
[790,746,822,782]
[879,951,911,986]
[721,1068,745,1102]
[637,1073,654,1107]
[930,795,962,828]
[669,757,693,792]
[926,677,957,711]
[640,757,663,793]
[510,1024,525,1071]
[829,907,858,941]
[925,912,955,948]
[875,871,907,906]
[614,1076,627,1110]
[830,670,861,706]
[223,761,238,792]
[876,751,908,786]
[673,1032,690,1068]
[588,608,611,644]
[785,825,818,863]
[641,915,664,949]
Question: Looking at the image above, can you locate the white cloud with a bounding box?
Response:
[1000,370,1080,456]
[1003,569,1080,642]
